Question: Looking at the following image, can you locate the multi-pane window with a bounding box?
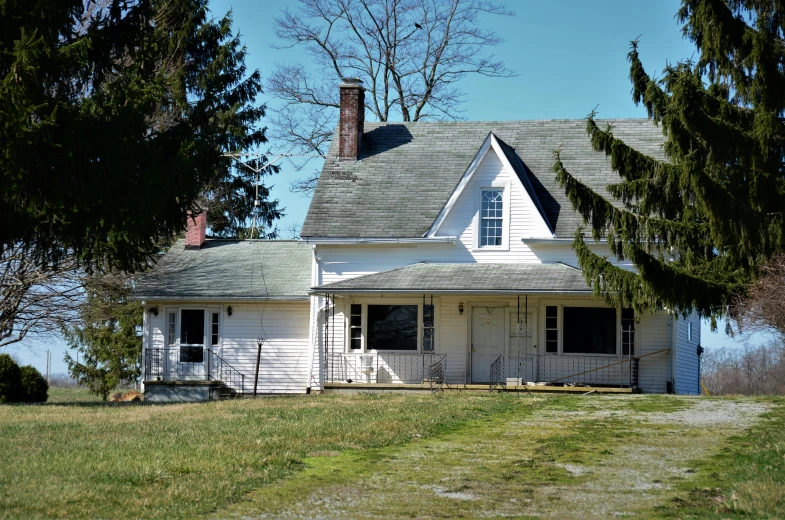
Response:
[167,311,177,347]
[211,312,219,347]
[423,304,435,352]
[621,308,635,356]
[479,189,503,246]
[545,306,558,353]
[350,304,362,350]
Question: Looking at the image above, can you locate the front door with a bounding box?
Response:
[471,307,505,383]
[179,309,206,380]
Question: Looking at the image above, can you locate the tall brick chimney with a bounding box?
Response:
[339,77,365,160]
[184,209,207,249]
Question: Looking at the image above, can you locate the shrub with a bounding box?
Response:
[0,354,22,403]
[19,365,48,402]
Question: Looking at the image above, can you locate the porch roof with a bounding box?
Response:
[311,262,593,294]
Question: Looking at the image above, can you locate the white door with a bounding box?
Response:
[179,309,206,380]
[508,309,538,382]
[471,307,506,383]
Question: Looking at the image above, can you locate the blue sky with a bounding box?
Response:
[7,0,774,374]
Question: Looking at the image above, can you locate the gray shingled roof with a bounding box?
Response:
[133,240,311,300]
[311,262,592,294]
[301,119,665,238]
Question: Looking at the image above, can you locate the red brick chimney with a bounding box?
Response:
[339,78,365,160]
[185,209,207,249]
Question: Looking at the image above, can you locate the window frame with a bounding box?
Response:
[540,300,624,358]
[472,182,511,251]
[345,298,439,354]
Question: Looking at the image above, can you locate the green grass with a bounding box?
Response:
[46,387,103,403]
[2,391,781,519]
[655,397,785,519]
[0,391,520,519]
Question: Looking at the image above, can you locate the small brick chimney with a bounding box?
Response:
[339,77,365,160]
[184,209,207,249]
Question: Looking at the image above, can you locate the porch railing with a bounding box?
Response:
[325,352,447,385]
[144,348,245,394]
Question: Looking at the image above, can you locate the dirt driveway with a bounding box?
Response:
[220,395,770,519]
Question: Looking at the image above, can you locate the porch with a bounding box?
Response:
[321,350,667,391]
[143,348,246,399]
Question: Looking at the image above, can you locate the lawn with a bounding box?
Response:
[0,390,518,519]
[0,391,781,519]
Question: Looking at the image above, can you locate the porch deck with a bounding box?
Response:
[323,382,635,394]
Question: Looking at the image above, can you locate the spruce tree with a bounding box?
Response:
[554,0,785,324]
[0,0,272,272]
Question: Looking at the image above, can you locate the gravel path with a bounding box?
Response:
[222,396,773,520]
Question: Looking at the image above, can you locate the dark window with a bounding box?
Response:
[563,307,616,355]
[180,309,204,345]
[545,306,558,353]
[350,304,362,350]
[621,308,634,355]
[423,304,434,352]
[367,305,418,351]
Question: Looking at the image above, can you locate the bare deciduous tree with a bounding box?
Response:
[0,244,83,348]
[733,254,785,342]
[701,343,785,395]
[269,0,516,192]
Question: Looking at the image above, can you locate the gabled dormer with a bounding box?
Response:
[425,133,553,261]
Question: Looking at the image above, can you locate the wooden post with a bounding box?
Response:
[253,338,263,396]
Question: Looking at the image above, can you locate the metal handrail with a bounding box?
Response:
[144,348,245,395]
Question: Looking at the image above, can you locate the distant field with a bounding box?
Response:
[0,391,781,519]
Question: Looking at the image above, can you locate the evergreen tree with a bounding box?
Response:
[64,275,142,401]
[554,0,785,325]
[0,0,274,272]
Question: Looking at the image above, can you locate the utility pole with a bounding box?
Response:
[46,350,50,384]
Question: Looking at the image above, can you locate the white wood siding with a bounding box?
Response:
[637,312,671,393]
[674,313,701,395]
[145,301,311,394]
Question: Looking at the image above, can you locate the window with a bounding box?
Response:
[167,311,176,347]
[545,306,558,353]
[687,321,692,342]
[367,305,418,351]
[350,304,362,350]
[423,303,435,352]
[211,312,219,346]
[479,189,503,246]
[180,309,205,363]
[563,307,616,355]
[621,308,635,356]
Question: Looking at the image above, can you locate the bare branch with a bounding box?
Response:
[268,0,516,193]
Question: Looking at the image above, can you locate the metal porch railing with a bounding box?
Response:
[144,348,245,395]
[325,352,447,386]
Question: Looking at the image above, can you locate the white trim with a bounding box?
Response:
[472,183,511,251]
[299,237,456,245]
[523,237,608,244]
[130,295,310,302]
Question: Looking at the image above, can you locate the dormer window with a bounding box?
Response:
[479,188,504,247]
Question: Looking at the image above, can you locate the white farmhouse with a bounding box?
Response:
[134,79,702,401]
